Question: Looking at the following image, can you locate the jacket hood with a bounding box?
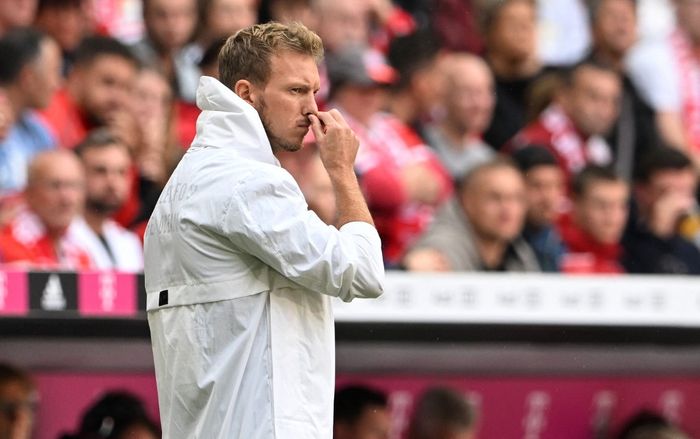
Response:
[192,76,277,166]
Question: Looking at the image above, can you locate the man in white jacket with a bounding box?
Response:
[144,22,385,439]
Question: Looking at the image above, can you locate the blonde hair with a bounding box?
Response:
[218,21,323,88]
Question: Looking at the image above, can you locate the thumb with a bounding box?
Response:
[309,114,324,140]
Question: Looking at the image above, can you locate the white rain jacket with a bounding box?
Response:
[144,76,384,438]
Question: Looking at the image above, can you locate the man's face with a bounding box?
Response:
[564,66,621,137]
[675,0,700,43]
[593,0,637,57]
[636,168,698,214]
[462,167,527,242]
[24,38,63,110]
[0,381,36,439]
[314,0,369,52]
[249,51,320,153]
[71,55,137,125]
[335,405,390,439]
[207,0,257,39]
[82,144,132,216]
[488,0,536,62]
[575,180,629,244]
[0,0,36,30]
[335,84,388,124]
[524,165,565,227]
[144,0,197,52]
[25,153,85,234]
[444,59,494,136]
[35,2,90,52]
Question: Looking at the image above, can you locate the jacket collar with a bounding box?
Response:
[192,76,278,166]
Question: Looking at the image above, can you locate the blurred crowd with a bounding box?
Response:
[0,360,694,439]
[1,0,700,275]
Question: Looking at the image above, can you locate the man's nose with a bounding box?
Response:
[304,93,318,115]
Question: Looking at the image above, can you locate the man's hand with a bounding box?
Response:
[308,109,374,227]
[649,191,695,238]
[403,248,451,272]
[308,110,359,177]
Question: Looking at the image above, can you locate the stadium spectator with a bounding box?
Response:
[587,0,661,181]
[406,387,476,439]
[507,61,621,184]
[627,0,700,160]
[0,0,37,36]
[334,385,390,439]
[312,0,370,53]
[404,158,539,272]
[34,0,93,75]
[327,44,452,266]
[0,28,61,195]
[481,0,545,150]
[423,53,495,181]
[558,165,629,274]
[0,363,37,439]
[116,66,177,236]
[132,66,177,185]
[194,0,257,50]
[59,391,160,439]
[70,129,143,271]
[623,147,700,274]
[132,0,199,101]
[311,0,414,54]
[512,146,566,272]
[39,35,140,150]
[386,29,444,134]
[0,150,91,269]
[616,410,691,439]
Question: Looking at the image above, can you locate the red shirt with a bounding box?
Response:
[38,88,93,149]
[347,111,453,265]
[0,206,92,269]
[557,213,624,274]
[506,104,613,185]
[175,100,200,149]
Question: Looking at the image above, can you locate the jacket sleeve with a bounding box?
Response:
[219,168,385,302]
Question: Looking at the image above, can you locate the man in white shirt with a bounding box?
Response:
[72,128,143,272]
[144,22,385,438]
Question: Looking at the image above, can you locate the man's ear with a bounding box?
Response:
[235,79,257,105]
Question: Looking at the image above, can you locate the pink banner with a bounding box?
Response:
[30,373,700,439]
[337,375,700,439]
[78,271,136,316]
[0,270,27,315]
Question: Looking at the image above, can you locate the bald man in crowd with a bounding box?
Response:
[0,149,91,268]
[424,53,496,180]
[404,158,539,272]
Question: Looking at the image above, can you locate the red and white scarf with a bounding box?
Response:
[669,29,700,153]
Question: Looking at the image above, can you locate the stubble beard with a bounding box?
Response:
[255,97,302,153]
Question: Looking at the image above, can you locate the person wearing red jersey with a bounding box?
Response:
[507,61,622,186]
[558,165,629,274]
[0,149,91,269]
